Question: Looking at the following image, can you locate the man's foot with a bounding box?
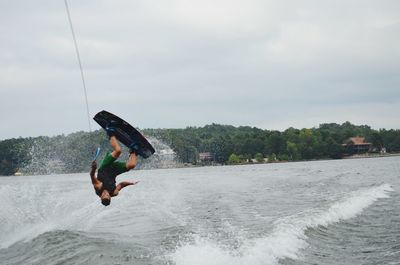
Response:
[105,121,118,137]
[105,126,116,137]
[129,142,140,155]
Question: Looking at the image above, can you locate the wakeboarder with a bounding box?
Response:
[90,127,139,206]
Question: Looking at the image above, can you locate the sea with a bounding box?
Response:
[0,156,399,265]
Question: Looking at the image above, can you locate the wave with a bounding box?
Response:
[0,177,393,265]
[0,181,117,249]
[0,173,185,250]
[169,184,393,265]
[1,230,153,265]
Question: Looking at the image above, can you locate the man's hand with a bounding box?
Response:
[113,181,139,196]
[123,181,139,187]
[90,160,100,186]
[91,161,97,170]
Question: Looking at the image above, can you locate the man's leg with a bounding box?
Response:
[110,136,122,158]
[126,152,137,170]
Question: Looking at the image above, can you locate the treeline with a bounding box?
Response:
[1,122,400,175]
[0,129,174,176]
[144,122,400,164]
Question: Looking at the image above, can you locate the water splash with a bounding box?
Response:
[21,138,67,175]
[137,137,177,170]
[20,134,177,175]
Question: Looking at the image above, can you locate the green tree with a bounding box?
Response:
[266,131,285,156]
[324,137,343,159]
[228,154,240,164]
[254,153,264,163]
[298,129,317,159]
[370,131,383,150]
[286,141,300,160]
[267,153,277,162]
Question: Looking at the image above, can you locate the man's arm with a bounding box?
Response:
[90,161,101,186]
[112,181,139,196]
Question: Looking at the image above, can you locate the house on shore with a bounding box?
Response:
[198,152,213,164]
[343,137,372,154]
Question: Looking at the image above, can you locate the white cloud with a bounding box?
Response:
[0,0,400,139]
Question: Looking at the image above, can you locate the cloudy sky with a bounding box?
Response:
[0,0,399,139]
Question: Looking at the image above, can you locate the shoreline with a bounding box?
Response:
[4,153,400,177]
[342,152,400,160]
[178,152,400,168]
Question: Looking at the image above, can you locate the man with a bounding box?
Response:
[90,130,139,206]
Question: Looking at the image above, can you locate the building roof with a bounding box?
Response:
[350,137,365,144]
[346,137,371,145]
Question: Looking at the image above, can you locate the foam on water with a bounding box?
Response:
[0,169,186,249]
[170,183,393,265]
[0,180,115,249]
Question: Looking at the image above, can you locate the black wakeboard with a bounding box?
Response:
[93,110,155,158]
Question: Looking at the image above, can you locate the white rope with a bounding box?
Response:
[64,0,92,132]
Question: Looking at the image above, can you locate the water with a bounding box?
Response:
[0,156,399,265]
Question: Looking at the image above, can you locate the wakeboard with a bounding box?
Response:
[93,110,155,158]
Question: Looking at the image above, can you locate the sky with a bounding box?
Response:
[0,0,399,139]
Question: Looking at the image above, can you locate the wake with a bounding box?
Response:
[170,184,393,265]
[0,179,113,249]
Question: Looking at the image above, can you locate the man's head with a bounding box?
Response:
[101,190,111,206]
